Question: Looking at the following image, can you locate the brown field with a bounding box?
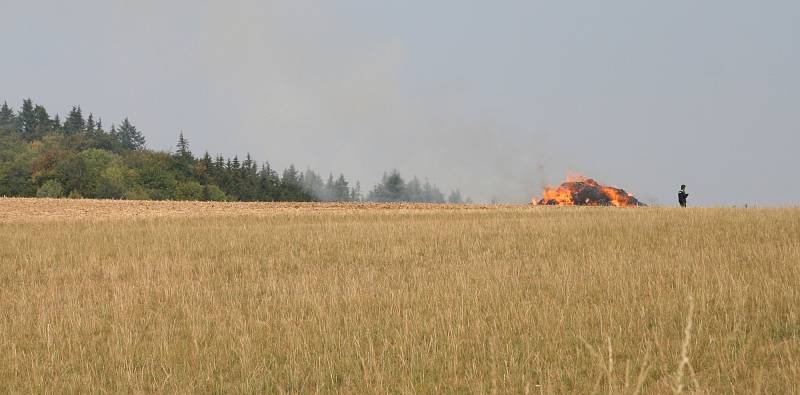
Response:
[0,198,799,393]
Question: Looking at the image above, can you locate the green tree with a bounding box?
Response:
[257,163,279,201]
[132,152,177,200]
[86,113,95,134]
[302,169,325,201]
[333,174,350,201]
[58,148,117,197]
[19,99,35,139]
[202,184,227,201]
[0,102,15,133]
[172,132,194,177]
[197,152,214,182]
[422,180,445,203]
[238,153,258,201]
[369,170,405,202]
[447,189,463,204]
[282,164,299,187]
[325,174,335,201]
[117,118,146,150]
[32,105,52,139]
[36,180,64,198]
[0,133,37,196]
[404,176,423,202]
[96,163,130,198]
[351,181,361,202]
[52,114,61,130]
[277,164,313,201]
[63,106,85,134]
[176,132,191,158]
[175,180,204,200]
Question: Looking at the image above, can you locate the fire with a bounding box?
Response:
[533,175,645,207]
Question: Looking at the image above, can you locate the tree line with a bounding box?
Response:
[367,170,468,203]
[0,99,466,203]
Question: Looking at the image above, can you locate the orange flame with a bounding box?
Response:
[533,175,643,207]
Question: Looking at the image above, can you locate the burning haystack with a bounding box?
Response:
[533,176,645,207]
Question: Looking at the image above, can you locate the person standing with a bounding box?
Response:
[678,185,689,207]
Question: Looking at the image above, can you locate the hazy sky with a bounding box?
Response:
[3,1,798,205]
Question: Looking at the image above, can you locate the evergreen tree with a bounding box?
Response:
[176,132,191,159]
[32,105,52,139]
[302,169,325,200]
[325,174,335,201]
[19,99,35,138]
[225,156,241,198]
[217,158,233,192]
[279,164,313,200]
[0,102,15,133]
[257,162,279,201]
[405,176,423,202]
[242,153,254,172]
[447,189,463,204]
[199,152,213,181]
[333,174,350,201]
[64,106,85,134]
[384,170,405,201]
[214,155,225,176]
[282,164,299,186]
[117,118,146,150]
[172,132,194,177]
[422,181,434,202]
[0,102,13,121]
[86,116,117,151]
[419,180,446,203]
[430,185,446,203]
[238,153,258,200]
[351,181,361,202]
[369,170,405,202]
[86,113,96,134]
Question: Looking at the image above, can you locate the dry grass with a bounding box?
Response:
[0,198,798,393]
[0,198,516,222]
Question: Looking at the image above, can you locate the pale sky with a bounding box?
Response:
[3,1,798,205]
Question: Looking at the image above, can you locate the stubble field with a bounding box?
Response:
[0,198,798,393]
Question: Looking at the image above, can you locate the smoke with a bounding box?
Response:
[176,1,548,203]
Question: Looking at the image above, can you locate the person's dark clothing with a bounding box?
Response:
[678,190,688,207]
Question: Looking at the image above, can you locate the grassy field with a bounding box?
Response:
[0,198,798,393]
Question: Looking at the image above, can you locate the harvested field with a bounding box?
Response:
[0,198,516,222]
[0,198,799,393]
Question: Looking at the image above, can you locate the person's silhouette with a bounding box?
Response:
[678,185,689,207]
